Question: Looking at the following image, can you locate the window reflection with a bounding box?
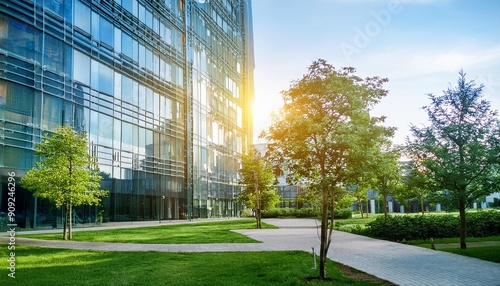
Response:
[99,113,113,147]
[44,0,65,17]
[100,64,114,95]
[42,94,63,131]
[122,32,133,59]
[73,50,90,85]
[121,75,133,103]
[100,17,114,47]
[3,81,35,124]
[43,34,64,73]
[0,15,42,62]
[74,0,90,33]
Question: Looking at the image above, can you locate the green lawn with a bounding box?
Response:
[0,246,389,286]
[334,214,381,232]
[405,236,500,246]
[406,236,500,263]
[440,246,500,263]
[335,214,500,263]
[20,219,275,244]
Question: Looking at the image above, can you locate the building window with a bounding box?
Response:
[73,50,90,85]
[74,0,90,33]
[99,63,114,95]
[42,94,63,131]
[122,32,133,59]
[43,34,64,73]
[100,17,114,47]
[44,0,64,18]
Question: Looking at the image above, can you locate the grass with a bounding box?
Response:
[405,236,500,246]
[335,214,500,263]
[334,214,382,232]
[405,236,500,263]
[20,219,275,244]
[0,246,389,286]
[439,246,500,263]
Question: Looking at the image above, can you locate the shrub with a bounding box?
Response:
[466,211,500,237]
[261,208,280,218]
[366,211,500,241]
[334,208,353,219]
[296,208,320,218]
[240,208,254,218]
[261,207,352,219]
[346,224,370,236]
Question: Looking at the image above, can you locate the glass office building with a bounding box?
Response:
[0,0,254,228]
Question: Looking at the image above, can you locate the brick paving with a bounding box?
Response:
[3,218,500,286]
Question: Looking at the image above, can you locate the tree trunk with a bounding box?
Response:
[253,170,261,229]
[63,205,68,240]
[68,202,73,240]
[458,198,467,249]
[365,200,369,218]
[359,199,364,218]
[319,186,328,279]
[420,197,425,215]
[383,190,388,219]
[256,208,261,229]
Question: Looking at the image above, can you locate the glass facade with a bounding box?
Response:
[0,0,254,229]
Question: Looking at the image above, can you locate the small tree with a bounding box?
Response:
[238,149,280,228]
[373,144,401,219]
[262,59,394,279]
[349,183,371,218]
[21,125,108,240]
[407,71,500,249]
[399,161,435,215]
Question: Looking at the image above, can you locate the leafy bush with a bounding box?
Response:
[345,224,370,236]
[240,208,254,218]
[296,208,319,218]
[334,208,353,219]
[366,211,500,241]
[466,211,500,237]
[261,207,352,219]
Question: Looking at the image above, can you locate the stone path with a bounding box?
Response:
[2,218,500,286]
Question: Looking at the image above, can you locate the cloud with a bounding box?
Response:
[353,44,500,80]
[330,0,449,4]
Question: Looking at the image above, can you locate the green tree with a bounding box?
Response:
[238,148,280,229]
[21,125,108,240]
[397,161,435,215]
[373,144,401,219]
[406,71,500,249]
[262,59,394,279]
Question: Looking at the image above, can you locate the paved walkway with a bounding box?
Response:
[3,218,500,286]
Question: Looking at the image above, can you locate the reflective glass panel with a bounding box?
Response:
[73,50,90,85]
[74,0,90,33]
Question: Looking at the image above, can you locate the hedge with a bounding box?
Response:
[365,211,500,241]
[261,208,352,219]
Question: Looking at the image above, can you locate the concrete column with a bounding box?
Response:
[400,205,405,213]
[167,198,172,219]
[436,203,441,212]
[473,202,477,209]
[370,199,376,214]
[388,201,393,213]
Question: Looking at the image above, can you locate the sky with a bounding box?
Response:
[251,0,500,145]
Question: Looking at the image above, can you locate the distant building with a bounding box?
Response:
[0,0,254,228]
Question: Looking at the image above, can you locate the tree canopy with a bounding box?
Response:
[406,70,500,249]
[21,125,108,240]
[262,59,394,279]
